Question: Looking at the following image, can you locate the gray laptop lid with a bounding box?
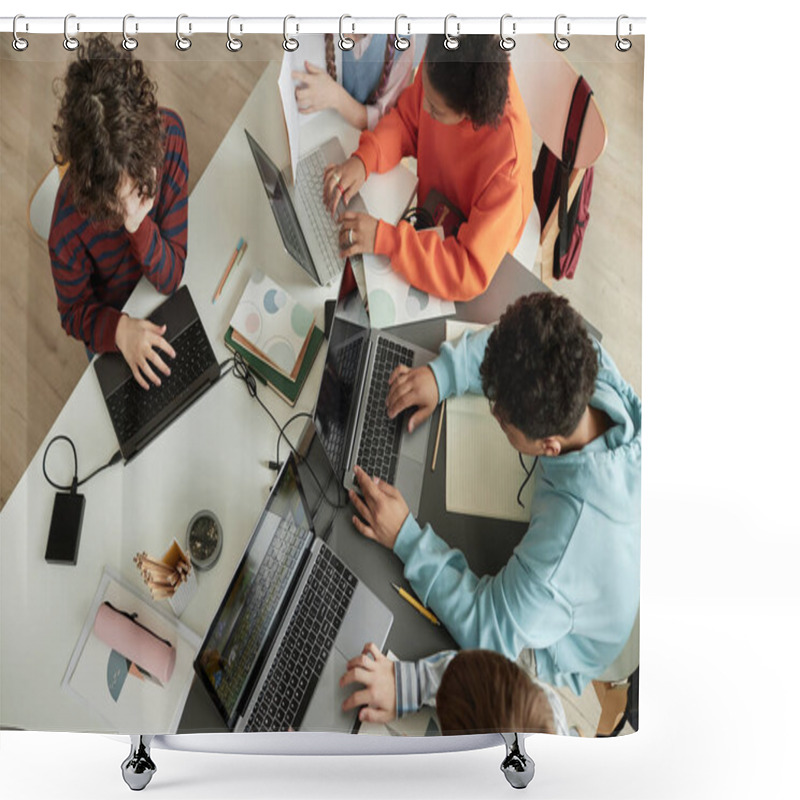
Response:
[244,129,320,283]
[193,455,315,729]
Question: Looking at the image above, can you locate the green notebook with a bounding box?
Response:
[224,324,324,407]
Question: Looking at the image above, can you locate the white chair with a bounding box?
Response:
[511,36,608,285]
[27,165,64,242]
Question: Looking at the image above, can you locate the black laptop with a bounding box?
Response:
[93,286,220,461]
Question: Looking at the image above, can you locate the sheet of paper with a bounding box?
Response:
[363,252,456,329]
[444,321,535,523]
[278,51,301,183]
[62,569,201,733]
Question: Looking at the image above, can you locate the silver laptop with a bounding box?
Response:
[313,278,436,516]
[245,129,366,287]
[194,453,393,733]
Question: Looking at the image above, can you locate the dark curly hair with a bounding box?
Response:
[424,34,510,129]
[436,650,555,735]
[53,34,163,226]
[480,293,598,441]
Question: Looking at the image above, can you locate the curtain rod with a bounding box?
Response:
[1,15,646,37]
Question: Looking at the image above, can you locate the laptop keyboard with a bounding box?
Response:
[106,319,217,446]
[244,546,357,732]
[296,149,343,285]
[356,338,414,485]
[216,517,307,713]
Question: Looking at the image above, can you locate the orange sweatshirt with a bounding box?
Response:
[353,64,533,301]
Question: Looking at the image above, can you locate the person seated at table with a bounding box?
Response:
[339,643,567,735]
[293,34,415,131]
[322,34,533,302]
[347,293,641,696]
[48,33,189,389]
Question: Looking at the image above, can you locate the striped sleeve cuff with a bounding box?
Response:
[394,660,420,718]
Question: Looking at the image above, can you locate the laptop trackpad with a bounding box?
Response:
[299,649,355,733]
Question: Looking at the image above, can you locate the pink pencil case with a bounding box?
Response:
[93,601,176,684]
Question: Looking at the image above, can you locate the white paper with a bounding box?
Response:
[363,252,455,329]
[444,321,535,522]
[62,569,201,733]
[278,51,302,183]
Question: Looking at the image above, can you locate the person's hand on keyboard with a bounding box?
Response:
[337,211,378,258]
[114,313,175,390]
[386,364,439,433]
[349,465,409,550]
[323,157,366,217]
[339,642,397,724]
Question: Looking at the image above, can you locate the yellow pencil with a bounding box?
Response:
[431,401,445,472]
[391,582,441,626]
[212,237,244,304]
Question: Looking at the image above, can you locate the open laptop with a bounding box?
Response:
[313,277,436,516]
[93,285,221,462]
[245,128,367,287]
[195,453,393,733]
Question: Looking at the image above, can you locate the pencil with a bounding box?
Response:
[390,582,441,627]
[431,401,445,472]
[212,236,244,304]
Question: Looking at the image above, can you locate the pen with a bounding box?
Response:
[390,582,441,627]
[431,401,445,472]
[212,236,244,304]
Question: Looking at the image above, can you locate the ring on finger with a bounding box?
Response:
[332,172,341,184]
[348,228,354,245]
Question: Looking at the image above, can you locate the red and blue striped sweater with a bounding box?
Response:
[48,108,189,353]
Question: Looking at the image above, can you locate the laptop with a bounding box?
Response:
[245,128,367,287]
[93,285,221,462]
[194,453,393,733]
[313,277,436,516]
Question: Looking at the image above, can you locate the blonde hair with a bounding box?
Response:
[436,650,556,735]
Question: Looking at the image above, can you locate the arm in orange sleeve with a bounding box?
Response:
[373,169,527,301]
[353,69,422,177]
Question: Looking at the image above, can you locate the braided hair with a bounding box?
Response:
[323,33,398,106]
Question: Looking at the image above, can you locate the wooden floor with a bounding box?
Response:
[0,34,642,509]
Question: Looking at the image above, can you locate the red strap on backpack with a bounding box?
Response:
[557,77,593,269]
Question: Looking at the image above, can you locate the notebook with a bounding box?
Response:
[194,453,393,733]
[93,286,221,462]
[224,324,324,407]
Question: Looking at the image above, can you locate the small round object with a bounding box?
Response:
[63,14,79,51]
[615,15,632,52]
[186,510,223,570]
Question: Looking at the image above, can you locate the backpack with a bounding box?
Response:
[532,76,595,280]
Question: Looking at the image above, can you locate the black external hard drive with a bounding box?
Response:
[45,492,85,565]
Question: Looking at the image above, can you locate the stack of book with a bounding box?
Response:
[225,271,323,406]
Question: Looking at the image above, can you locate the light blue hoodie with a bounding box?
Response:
[393,327,641,695]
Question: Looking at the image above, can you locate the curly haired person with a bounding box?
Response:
[347,293,641,696]
[322,34,533,301]
[48,34,189,388]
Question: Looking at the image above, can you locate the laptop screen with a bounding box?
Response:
[244,129,317,281]
[195,456,314,728]
[314,277,370,480]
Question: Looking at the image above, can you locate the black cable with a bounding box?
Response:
[516,452,538,508]
[227,352,347,510]
[42,434,122,492]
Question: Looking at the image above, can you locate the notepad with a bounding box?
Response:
[230,271,315,379]
[445,321,535,523]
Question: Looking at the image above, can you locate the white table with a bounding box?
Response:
[0,61,413,733]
